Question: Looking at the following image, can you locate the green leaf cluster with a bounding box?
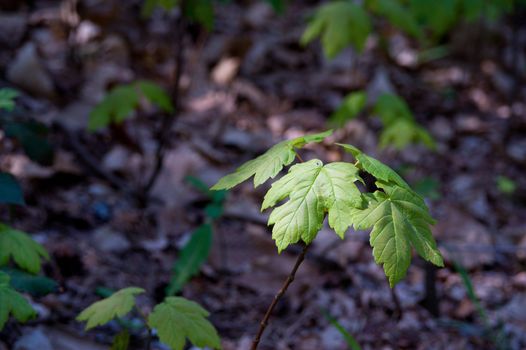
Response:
[88,80,173,131]
[0,272,36,330]
[329,91,435,150]
[212,133,443,286]
[301,1,371,58]
[77,288,221,350]
[302,0,525,59]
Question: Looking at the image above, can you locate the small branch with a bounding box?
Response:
[143,3,187,194]
[251,243,311,350]
[55,123,138,198]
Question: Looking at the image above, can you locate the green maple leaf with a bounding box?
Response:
[148,297,221,350]
[352,181,443,286]
[0,272,36,330]
[337,143,409,189]
[77,287,145,330]
[262,159,363,252]
[211,130,332,190]
[0,224,49,274]
[301,1,371,58]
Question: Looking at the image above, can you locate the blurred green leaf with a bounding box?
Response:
[329,91,367,127]
[0,272,36,331]
[496,175,516,195]
[412,177,441,200]
[111,329,130,350]
[301,1,371,58]
[367,0,424,40]
[4,121,54,165]
[323,310,362,350]
[0,88,18,112]
[185,0,214,30]
[1,267,57,297]
[0,224,49,274]
[265,0,285,13]
[137,80,174,113]
[141,0,178,17]
[88,85,139,131]
[0,172,25,206]
[166,224,213,295]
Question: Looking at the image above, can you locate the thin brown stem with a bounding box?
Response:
[143,3,187,195]
[251,243,311,350]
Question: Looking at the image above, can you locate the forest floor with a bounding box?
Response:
[1,1,526,349]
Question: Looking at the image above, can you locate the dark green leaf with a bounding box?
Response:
[111,329,130,350]
[4,121,54,165]
[166,224,213,295]
[1,267,57,297]
[0,172,25,206]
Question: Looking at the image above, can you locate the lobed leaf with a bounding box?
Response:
[262,159,363,251]
[337,143,409,189]
[211,130,332,190]
[148,297,221,350]
[351,181,443,286]
[77,287,145,330]
[0,224,49,274]
[166,224,212,295]
[301,1,371,58]
[0,272,36,330]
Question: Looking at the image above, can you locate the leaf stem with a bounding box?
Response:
[251,243,310,350]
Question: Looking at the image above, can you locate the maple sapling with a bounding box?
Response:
[211,130,443,349]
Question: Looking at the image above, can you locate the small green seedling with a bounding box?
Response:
[211,130,443,348]
[77,288,221,350]
[329,91,435,150]
[166,177,226,295]
[88,80,173,131]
